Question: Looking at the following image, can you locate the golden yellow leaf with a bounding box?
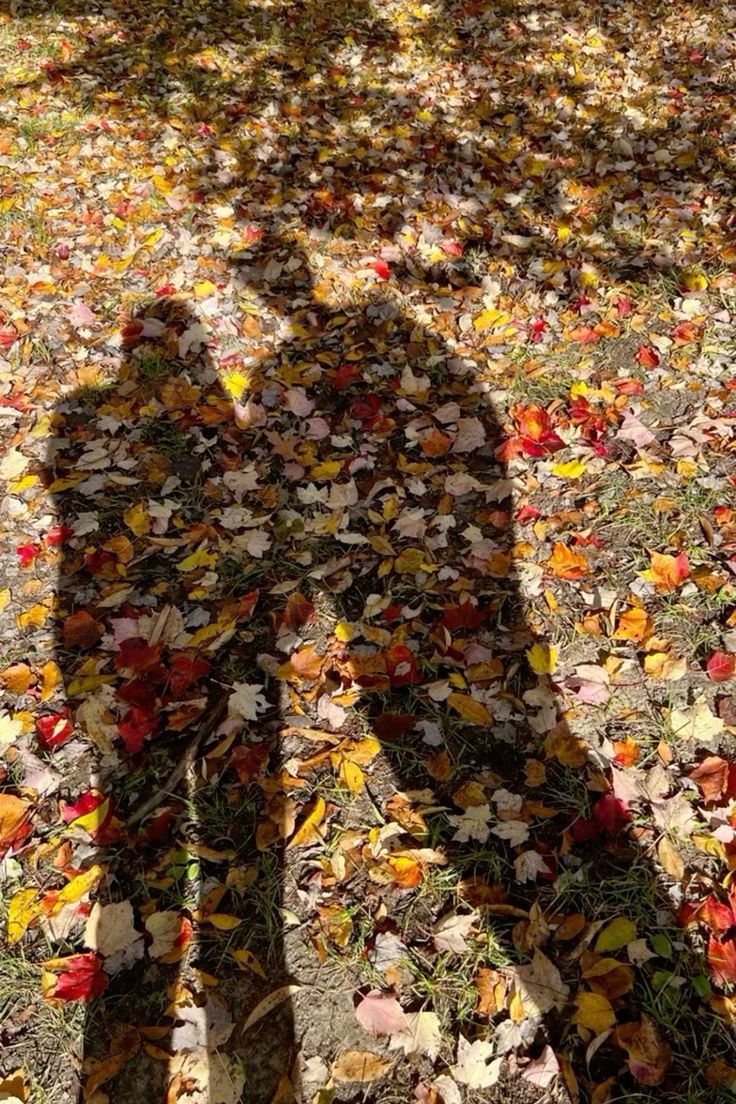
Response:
[123,502,150,537]
[526,643,558,675]
[206,913,242,930]
[573,991,616,1034]
[286,795,326,848]
[447,692,492,726]
[338,758,364,795]
[231,948,266,978]
[7,887,40,944]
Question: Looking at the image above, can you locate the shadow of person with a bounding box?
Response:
[44,223,712,1104]
[44,239,559,1103]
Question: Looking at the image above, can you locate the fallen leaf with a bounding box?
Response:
[330,1051,390,1084]
[355,991,408,1037]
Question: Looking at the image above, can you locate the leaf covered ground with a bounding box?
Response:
[1,0,736,1102]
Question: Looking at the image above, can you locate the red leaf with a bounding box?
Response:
[230,743,270,783]
[333,363,361,390]
[167,653,210,698]
[593,794,631,838]
[60,789,108,824]
[117,706,158,754]
[16,542,40,568]
[516,505,541,525]
[440,604,488,630]
[45,524,74,547]
[279,592,316,633]
[368,258,390,280]
[680,894,735,934]
[374,713,417,741]
[707,651,736,683]
[36,710,74,749]
[708,934,736,986]
[49,953,108,1002]
[636,345,660,368]
[568,325,600,343]
[62,610,103,650]
[114,638,163,675]
[385,644,421,687]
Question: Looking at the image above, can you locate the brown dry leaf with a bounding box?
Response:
[614,1016,672,1085]
[330,1051,390,1084]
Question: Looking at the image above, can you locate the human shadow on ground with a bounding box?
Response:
[45,239,569,1104]
[41,228,733,1104]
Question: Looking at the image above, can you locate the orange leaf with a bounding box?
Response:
[546,543,588,580]
[611,608,652,643]
[639,550,690,591]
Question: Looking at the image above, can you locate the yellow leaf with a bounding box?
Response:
[334,620,353,642]
[447,692,492,726]
[573,991,616,1034]
[0,1068,27,1102]
[331,1051,390,1084]
[682,271,708,292]
[7,887,40,944]
[612,607,652,643]
[221,370,249,400]
[123,502,150,537]
[39,660,62,701]
[526,643,558,675]
[595,916,636,952]
[0,714,24,745]
[152,173,172,195]
[338,758,364,795]
[311,460,342,480]
[395,547,434,575]
[68,798,111,836]
[551,459,586,480]
[657,836,685,880]
[49,864,105,912]
[231,948,266,978]
[206,913,242,930]
[0,588,10,614]
[194,280,217,297]
[474,308,511,332]
[643,652,687,681]
[177,548,217,572]
[286,795,326,848]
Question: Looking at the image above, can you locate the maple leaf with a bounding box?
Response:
[62,610,103,649]
[228,682,269,720]
[35,709,74,749]
[546,542,588,579]
[42,953,108,1002]
[639,550,690,591]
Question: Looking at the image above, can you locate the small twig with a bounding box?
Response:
[127,697,227,826]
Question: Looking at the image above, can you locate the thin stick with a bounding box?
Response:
[126,697,227,826]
